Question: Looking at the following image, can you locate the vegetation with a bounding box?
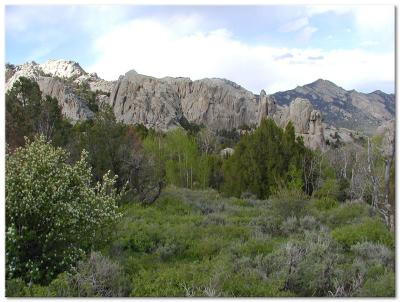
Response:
[222,120,312,198]
[5,77,395,297]
[6,137,121,284]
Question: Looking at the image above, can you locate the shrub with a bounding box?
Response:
[312,197,339,211]
[6,136,121,284]
[6,278,27,297]
[332,218,394,250]
[350,242,394,268]
[67,251,131,297]
[298,215,318,231]
[271,188,310,219]
[358,271,395,297]
[250,215,282,236]
[202,213,226,226]
[281,216,298,236]
[252,229,345,297]
[325,202,369,228]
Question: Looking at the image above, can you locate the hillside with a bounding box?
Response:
[272,79,395,134]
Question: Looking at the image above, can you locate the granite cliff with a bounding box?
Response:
[5,59,394,150]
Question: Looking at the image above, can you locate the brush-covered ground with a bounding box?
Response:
[8,186,395,297]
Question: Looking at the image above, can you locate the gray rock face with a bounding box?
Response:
[257,89,277,125]
[273,98,326,150]
[5,60,104,122]
[275,98,314,133]
[273,79,395,135]
[37,77,94,122]
[109,72,259,130]
[108,72,183,130]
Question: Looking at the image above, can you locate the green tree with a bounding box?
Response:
[6,136,121,284]
[222,118,310,199]
[6,77,72,149]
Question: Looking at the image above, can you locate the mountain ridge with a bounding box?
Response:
[5,59,395,137]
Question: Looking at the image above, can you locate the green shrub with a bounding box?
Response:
[125,225,163,253]
[332,218,394,250]
[325,202,369,228]
[271,188,310,219]
[221,272,290,297]
[358,271,395,297]
[6,278,27,297]
[312,197,339,211]
[6,136,121,284]
[237,239,276,257]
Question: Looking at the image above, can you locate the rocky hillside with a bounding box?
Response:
[272,79,395,135]
[5,60,394,149]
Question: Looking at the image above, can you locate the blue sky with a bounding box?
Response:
[5,5,395,93]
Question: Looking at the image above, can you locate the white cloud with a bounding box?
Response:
[88,16,394,94]
[354,6,394,32]
[297,26,318,43]
[280,17,309,32]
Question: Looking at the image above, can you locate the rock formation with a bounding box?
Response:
[36,77,94,122]
[5,60,106,122]
[272,79,395,135]
[6,59,393,151]
[257,89,277,125]
[273,98,326,150]
[109,71,259,130]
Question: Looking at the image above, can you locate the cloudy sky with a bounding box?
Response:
[5,5,395,93]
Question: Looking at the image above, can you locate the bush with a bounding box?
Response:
[6,136,121,284]
[350,242,394,268]
[325,202,369,228]
[263,230,342,296]
[312,197,339,211]
[250,215,282,236]
[332,218,394,250]
[271,188,310,219]
[6,278,27,297]
[358,271,395,297]
[68,251,131,297]
[281,216,298,235]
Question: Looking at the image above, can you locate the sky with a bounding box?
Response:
[5,5,395,94]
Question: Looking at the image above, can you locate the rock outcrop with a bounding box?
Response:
[109,71,259,130]
[36,77,94,121]
[273,79,395,135]
[108,71,183,130]
[257,89,277,125]
[273,98,326,150]
[6,60,393,151]
[5,60,104,122]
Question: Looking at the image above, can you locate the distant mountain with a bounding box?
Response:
[272,79,395,134]
[5,61,394,140]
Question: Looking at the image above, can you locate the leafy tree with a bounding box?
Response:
[6,136,121,284]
